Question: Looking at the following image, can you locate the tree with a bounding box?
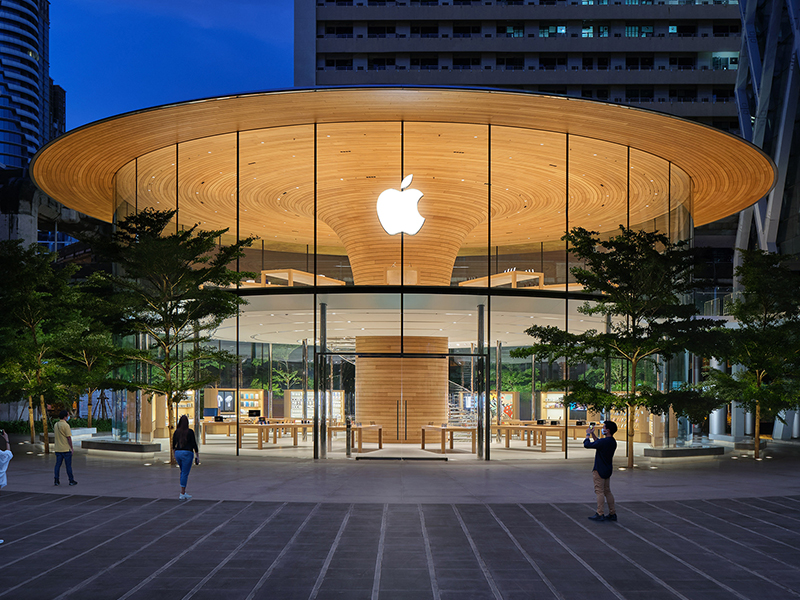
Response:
[702,249,800,458]
[512,226,715,468]
[56,318,129,427]
[86,209,256,462]
[0,241,78,452]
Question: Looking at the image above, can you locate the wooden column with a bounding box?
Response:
[355,336,448,443]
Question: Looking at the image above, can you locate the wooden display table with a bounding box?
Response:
[491,423,603,452]
[421,425,477,454]
[201,420,237,442]
[238,422,312,449]
[327,424,383,453]
[458,271,544,289]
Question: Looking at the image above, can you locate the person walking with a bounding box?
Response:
[584,420,617,522]
[0,429,10,544]
[0,429,12,544]
[173,415,199,500]
[54,410,77,486]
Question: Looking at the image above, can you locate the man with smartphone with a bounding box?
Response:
[584,420,618,522]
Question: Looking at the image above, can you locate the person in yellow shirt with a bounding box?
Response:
[53,410,77,486]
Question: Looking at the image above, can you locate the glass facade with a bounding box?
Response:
[110,120,693,459]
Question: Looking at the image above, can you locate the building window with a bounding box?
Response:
[325,58,354,70]
[539,23,567,37]
[669,56,696,70]
[712,53,739,70]
[599,25,609,37]
[410,56,439,70]
[641,25,654,37]
[325,25,354,38]
[410,25,439,38]
[497,22,524,37]
[625,25,639,37]
[368,25,396,38]
[713,24,740,37]
[539,57,566,70]
[669,24,696,37]
[497,55,524,70]
[368,57,396,70]
[453,56,481,70]
[669,88,697,102]
[453,24,481,38]
[626,87,654,101]
[582,23,594,37]
[583,57,594,70]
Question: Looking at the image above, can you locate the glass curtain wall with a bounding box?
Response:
[111,121,693,458]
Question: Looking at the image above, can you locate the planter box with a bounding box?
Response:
[80,440,161,458]
[643,446,724,458]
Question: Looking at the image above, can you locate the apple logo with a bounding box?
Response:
[376,174,425,236]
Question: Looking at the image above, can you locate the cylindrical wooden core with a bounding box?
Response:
[355,336,448,443]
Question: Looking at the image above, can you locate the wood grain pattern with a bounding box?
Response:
[32,89,774,263]
[355,336,448,443]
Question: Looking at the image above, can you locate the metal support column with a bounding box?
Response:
[477,304,485,459]
[319,303,327,459]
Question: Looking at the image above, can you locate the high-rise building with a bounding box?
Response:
[0,0,69,245]
[295,0,742,131]
[733,0,799,259]
[0,0,59,169]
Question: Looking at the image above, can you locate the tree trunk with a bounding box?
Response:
[28,396,36,444]
[754,401,761,460]
[167,398,176,465]
[40,394,50,454]
[87,388,94,428]
[628,359,637,469]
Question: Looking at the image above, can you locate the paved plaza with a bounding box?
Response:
[2,437,800,600]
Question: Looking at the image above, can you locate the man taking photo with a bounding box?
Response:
[584,420,617,522]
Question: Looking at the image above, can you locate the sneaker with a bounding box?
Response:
[69,481,77,486]
[588,513,606,522]
[179,493,192,501]
[54,480,59,486]
[606,513,617,522]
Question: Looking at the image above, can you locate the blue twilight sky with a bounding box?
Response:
[49,0,294,131]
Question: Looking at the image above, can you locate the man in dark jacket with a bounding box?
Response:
[584,420,617,522]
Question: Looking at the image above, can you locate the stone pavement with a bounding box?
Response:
[2,439,800,600]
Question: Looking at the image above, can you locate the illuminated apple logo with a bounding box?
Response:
[376,174,425,236]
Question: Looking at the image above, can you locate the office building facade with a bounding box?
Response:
[733,0,799,258]
[295,0,742,131]
[0,0,69,245]
[0,0,59,169]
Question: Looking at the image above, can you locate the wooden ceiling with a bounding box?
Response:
[32,87,775,256]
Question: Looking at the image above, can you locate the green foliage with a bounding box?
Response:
[701,249,800,455]
[84,208,256,457]
[637,385,725,424]
[511,227,715,464]
[0,240,83,447]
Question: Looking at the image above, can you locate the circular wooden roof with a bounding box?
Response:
[31,87,775,253]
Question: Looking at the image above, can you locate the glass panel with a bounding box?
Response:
[239,125,317,286]
[628,148,672,236]
[403,122,489,287]
[670,163,693,244]
[114,159,136,221]
[481,127,566,289]
[136,145,177,218]
[317,122,402,286]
